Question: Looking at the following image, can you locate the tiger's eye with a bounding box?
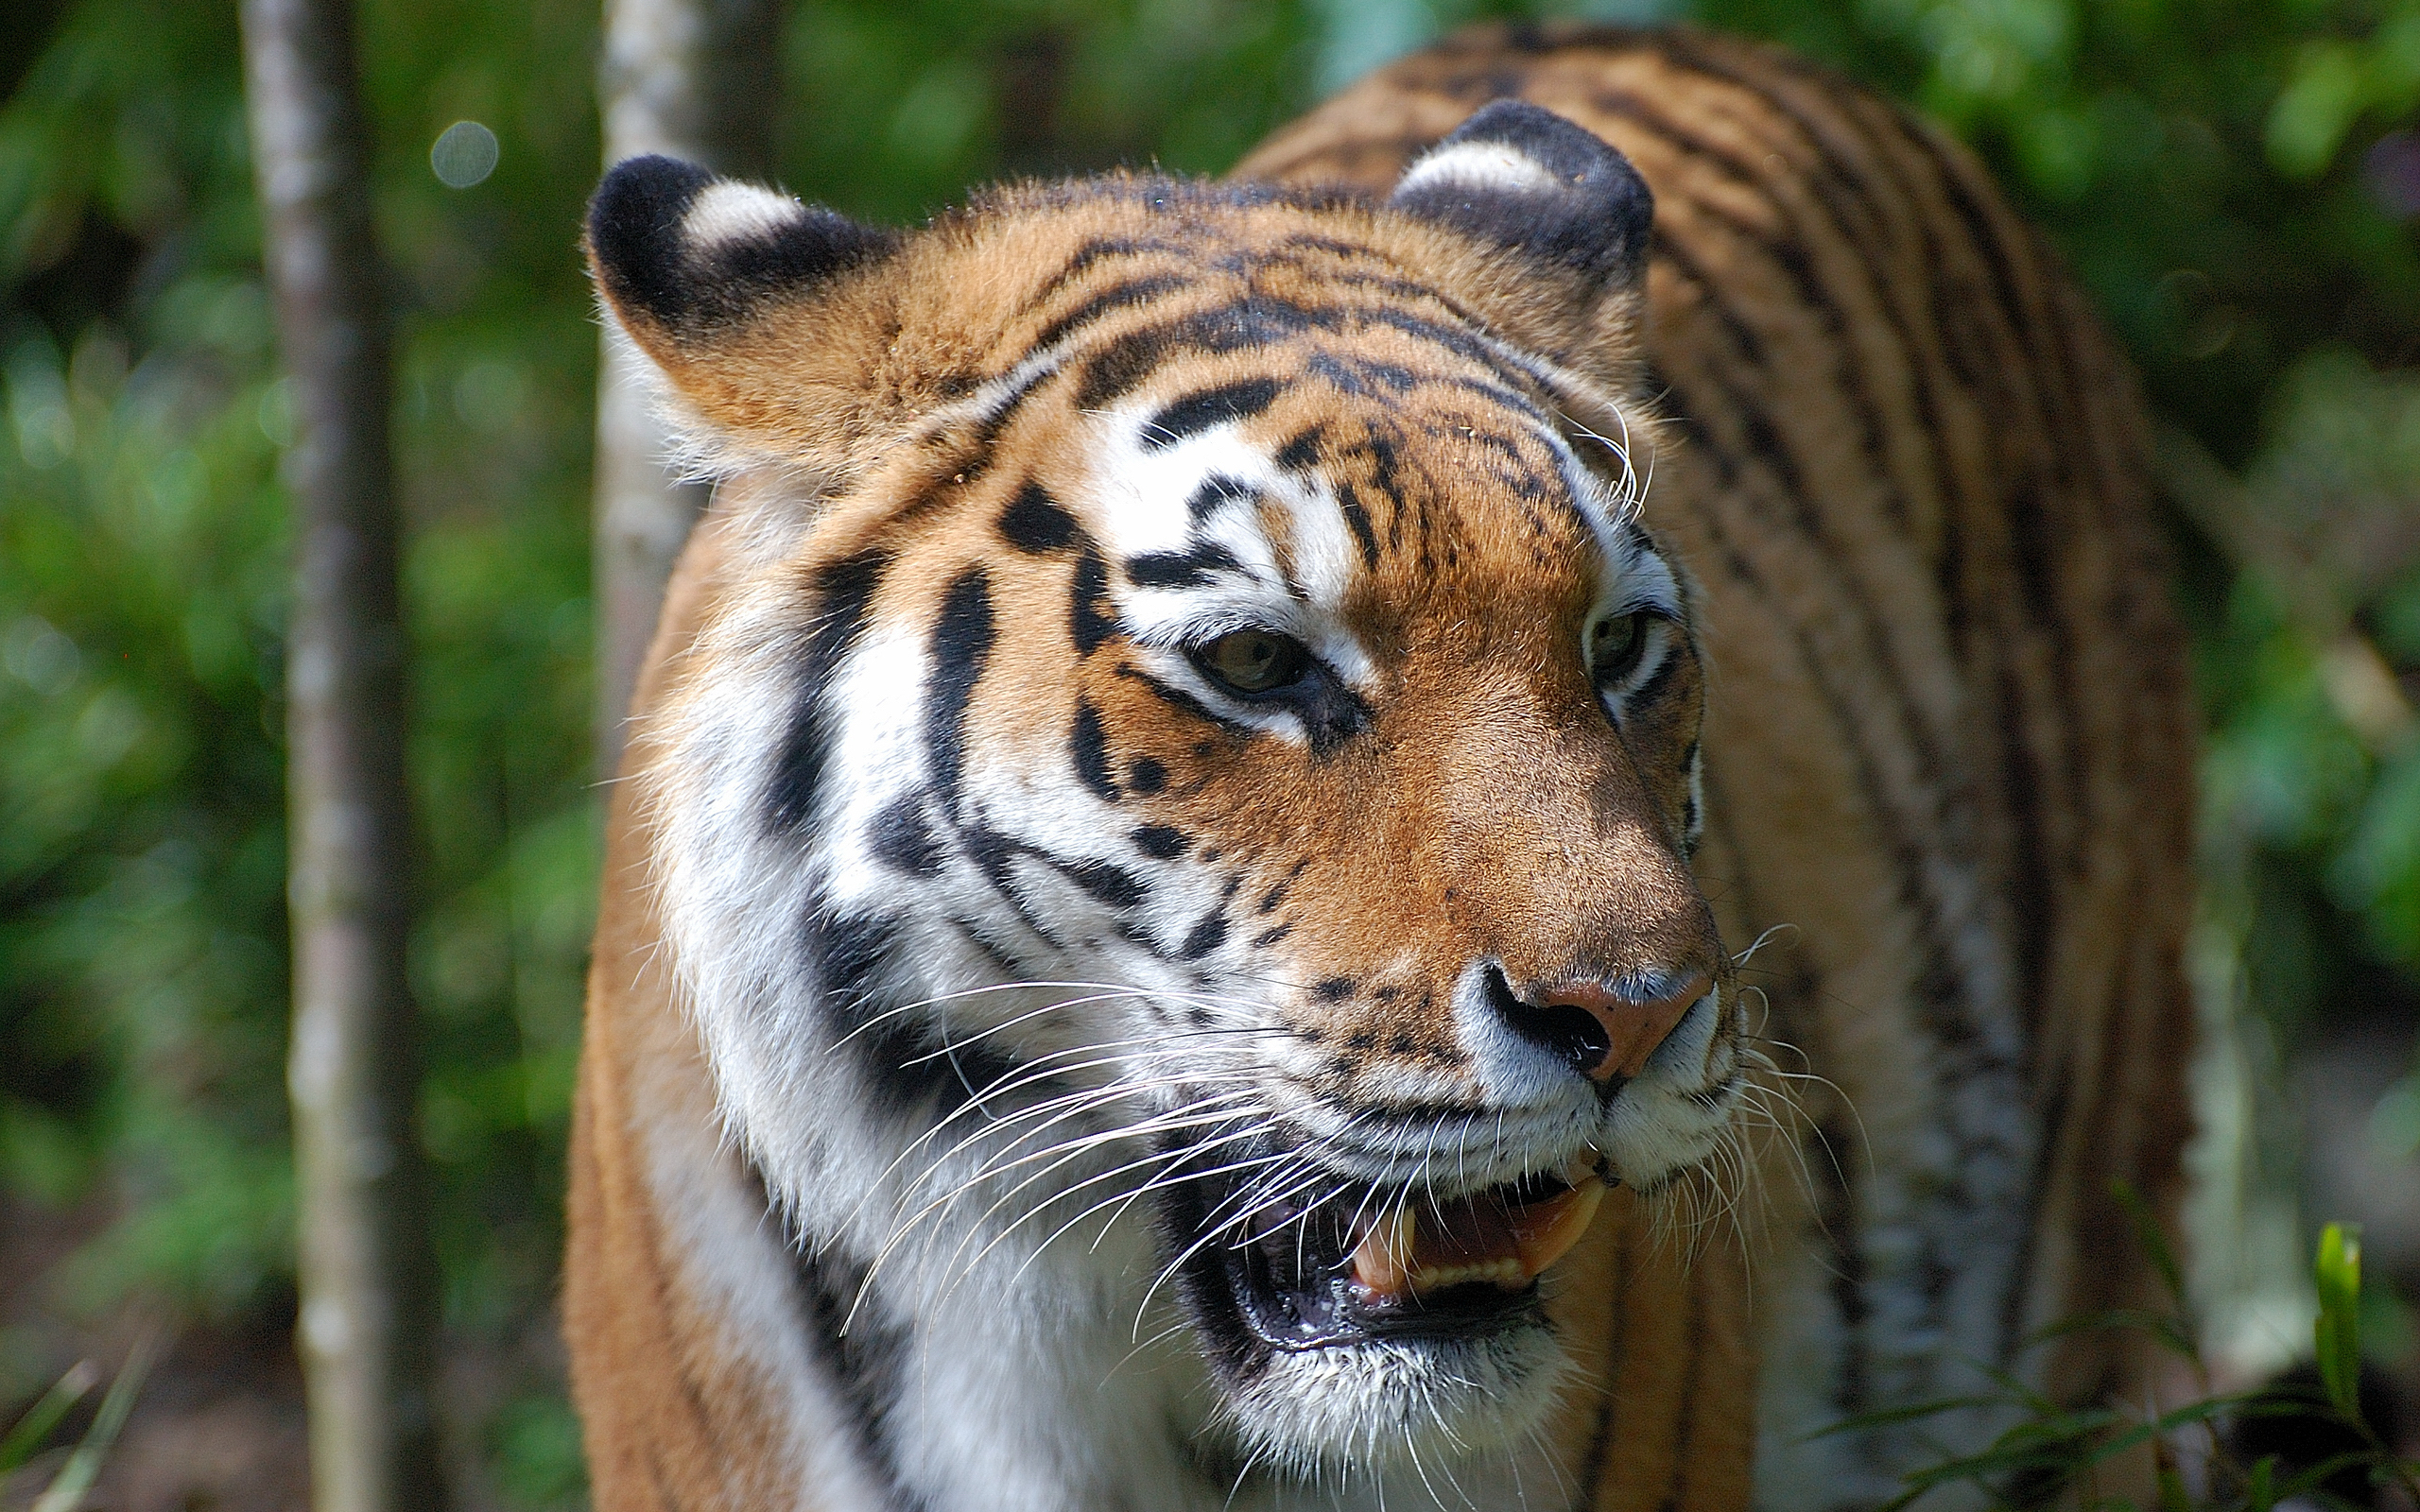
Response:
[1591,611,1652,683]
[1199,629,1307,696]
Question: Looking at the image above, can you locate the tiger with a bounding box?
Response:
[565,23,2198,1512]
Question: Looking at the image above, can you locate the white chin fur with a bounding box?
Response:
[1219,1322,1571,1480]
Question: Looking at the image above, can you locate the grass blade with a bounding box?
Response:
[0,1364,97,1475]
[28,1332,160,1512]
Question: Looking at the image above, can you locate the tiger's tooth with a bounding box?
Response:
[1350,1207,1418,1301]
[1510,1175,1607,1281]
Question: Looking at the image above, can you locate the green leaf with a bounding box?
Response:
[2025,1306,2198,1361]
[1797,1395,2010,1441]
[0,1362,95,1473]
[2313,1222,2362,1418]
[2248,1454,2276,1512]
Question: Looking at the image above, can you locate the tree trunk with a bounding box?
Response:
[594,0,781,778]
[240,2,449,1508]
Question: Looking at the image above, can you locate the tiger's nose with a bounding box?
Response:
[1491,969,1710,1082]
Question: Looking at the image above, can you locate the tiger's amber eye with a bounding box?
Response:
[1199,629,1307,696]
[1591,611,1651,683]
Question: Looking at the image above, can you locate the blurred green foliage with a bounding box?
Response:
[1,0,2415,1503]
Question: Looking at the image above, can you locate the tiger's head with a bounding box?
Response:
[592,103,1743,1479]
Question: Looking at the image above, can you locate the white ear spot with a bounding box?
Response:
[1395,142,1563,198]
[682,180,807,251]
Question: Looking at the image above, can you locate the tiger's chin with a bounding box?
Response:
[1212,1311,1575,1480]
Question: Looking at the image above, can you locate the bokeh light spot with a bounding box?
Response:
[431,121,499,188]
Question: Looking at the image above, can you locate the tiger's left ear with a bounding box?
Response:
[1389,100,1652,303]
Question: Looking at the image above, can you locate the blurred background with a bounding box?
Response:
[0,0,2415,1505]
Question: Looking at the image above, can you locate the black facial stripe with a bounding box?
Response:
[999,480,1078,553]
[925,569,995,808]
[1072,698,1118,802]
[1128,541,1247,590]
[1142,378,1284,450]
[1186,474,1257,523]
[1133,825,1189,858]
[1128,758,1167,794]
[1051,855,1151,910]
[1071,293,1526,411]
[1179,911,1228,960]
[816,913,1029,1124]
[1272,424,1323,472]
[870,793,946,876]
[766,548,891,834]
[1070,548,1116,655]
[959,823,1079,950]
[1334,482,1381,570]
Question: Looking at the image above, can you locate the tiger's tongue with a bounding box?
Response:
[1347,1177,1607,1302]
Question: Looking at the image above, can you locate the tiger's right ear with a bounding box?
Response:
[585,156,902,462]
[1388,102,1651,292]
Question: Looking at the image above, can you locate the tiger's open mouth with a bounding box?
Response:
[1173,1154,1610,1353]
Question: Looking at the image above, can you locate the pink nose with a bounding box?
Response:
[1534,973,1708,1081]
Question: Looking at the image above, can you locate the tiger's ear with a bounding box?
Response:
[1388,101,1652,298]
[587,155,898,353]
[586,155,903,468]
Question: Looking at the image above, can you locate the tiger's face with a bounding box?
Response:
[595,104,1743,1480]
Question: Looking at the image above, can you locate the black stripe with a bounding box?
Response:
[998,480,1078,553]
[958,823,1075,950]
[1273,423,1323,471]
[925,570,995,807]
[1185,474,1256,523]
[1178,910,1227,960]
[1072,698,1118,801]
[1128,541,1245,589]
[1071,293,1524,410]
[869,793,946,876]
[1069,548,1116,655]
[788,1239,930,1512]
[1619,639,1684,713]
[1028,234,1187,306]
[1142,378,1282,449]
[1132,825,1188,858]
[766,549,890,833]
[1051,855,1150,910]
[1334,482,1380,569]
[1032,272,1190,351]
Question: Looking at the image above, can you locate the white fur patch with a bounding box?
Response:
[683,180,808,250]
[1396,141,1563,198]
